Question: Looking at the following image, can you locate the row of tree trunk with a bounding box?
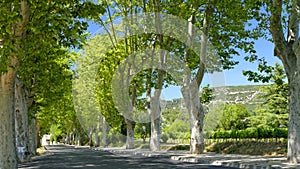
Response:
[14,77,38,162]
[87,116,110,148]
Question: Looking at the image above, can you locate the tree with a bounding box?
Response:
[35,56,78,143]
[73,49,102,147]
[260,64,288,116]
[249,63,289,128]
[242,0,299,163]
[0,1,103,168]
[135,123,151,144]
[218,104,251,130]
[173,0,259,154]
[161,108,190,143]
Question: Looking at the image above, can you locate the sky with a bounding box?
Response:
[86,20,282,100]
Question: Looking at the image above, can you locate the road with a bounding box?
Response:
[18,145,237,169]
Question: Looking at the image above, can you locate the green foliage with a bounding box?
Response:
[167,144,190,151]
[0,1,104,72]
[200,84,214,104]
[34,51,78,136]
[218,104,251,130]
[161,108,190,142]
[260,64,288,115]
[163,119,190,141]
[94,36,127,130]
[204,102,225,133]
[211,128,288,140]
[248,64,288,128]
[162,109,182,125]
[49,124,63,142]
[107,129,126,147]
[134,123,150,142]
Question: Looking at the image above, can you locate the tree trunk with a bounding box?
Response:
[145,70,162,151]
[68,133,72,145]
[181,81,205,154]
[14,78,30,162]
[149,90,161,151]
[125,82,136,149]
[125,118,135,149]
[287,70,300,163]
[35,121,41,148]
[89,128,94,147]
[75,121,84,146]
[26,77,37,155]
[70,133,75,145]
[77,134,81,146]
[102,117,109,147]
[75,129,81,146]
[0,70,18,169]
[28,117,36,156]
[95,117,100,147]
[94,131,99,147]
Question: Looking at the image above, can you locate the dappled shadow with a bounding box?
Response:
[18,145,236,169]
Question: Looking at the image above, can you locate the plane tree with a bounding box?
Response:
[0,1,103,168]
[242,0,300,163]
[161,0,262,154]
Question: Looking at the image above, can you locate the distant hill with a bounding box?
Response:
[213,85,267,112]
[162,85,268,113]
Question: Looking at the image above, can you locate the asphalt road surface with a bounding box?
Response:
[18,145,237,169]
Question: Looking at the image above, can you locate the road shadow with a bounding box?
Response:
[18,145,237,169]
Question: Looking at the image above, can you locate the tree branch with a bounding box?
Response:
[269,0,291,71]
[195,63,205,87]
[194,1,215,87]
[287,0,299,43]
[13,1,30,39]
[292,0,300,64]
[104,0,117,44]
[97,19,116,48]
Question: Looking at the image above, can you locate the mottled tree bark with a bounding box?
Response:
[28,117,36,156]
[89,128,94,147]
[94,118,100,147]
[125,118,135,149]
[35,121,41,148]
[102,117,109,147]
[149,90,161,151]
[0,69,18,169]
[268,0,299,163]
[14,78,30,162]
[181,81,205,154]
[288,73,300,163]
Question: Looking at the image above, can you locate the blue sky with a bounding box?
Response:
[86,21,282,100]
[161,38,281,100]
